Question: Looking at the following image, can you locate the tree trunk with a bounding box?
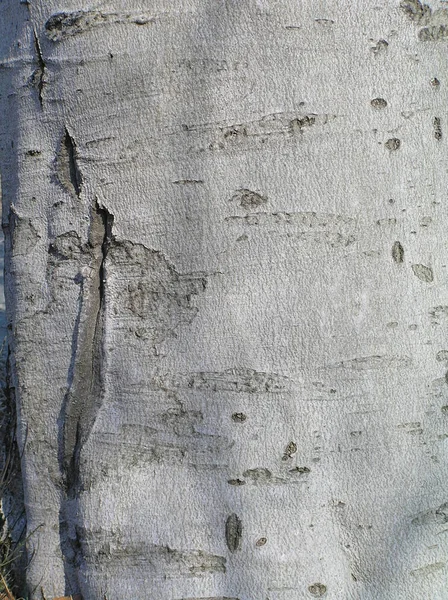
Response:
[1,0,448,598]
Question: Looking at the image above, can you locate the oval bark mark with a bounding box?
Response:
[392,241,404,263]
[412,263,434,282]
[225,513,242,553]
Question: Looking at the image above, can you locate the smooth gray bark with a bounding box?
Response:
[1,1,448,599]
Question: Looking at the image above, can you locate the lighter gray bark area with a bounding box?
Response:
[1,0,448,599]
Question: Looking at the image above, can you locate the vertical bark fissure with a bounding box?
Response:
[32,29,45,108]
[64,129,82,197]
[58,200,113,594]
[62,201,113,495]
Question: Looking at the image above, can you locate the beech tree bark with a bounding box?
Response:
[1,1,448,599]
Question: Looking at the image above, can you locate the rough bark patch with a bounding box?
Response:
[45,10,153,41]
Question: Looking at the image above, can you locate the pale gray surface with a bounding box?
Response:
[1,1,448,599]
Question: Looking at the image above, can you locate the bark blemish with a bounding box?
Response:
[289,466,311,474]
[433,117,442,140]
[385,138,401,151]
[56,129,83,197]
[392,241,404,263]
[371,39,389,55]
[308,583,327,597]
[32,29,46,107]
[231,412,247,423]
[45,10,154,42]
[255,537,267,547]
[290,115,316,133]
[400,0,431,24]
[410,562,445,577]
[412,263,433,282]
[230,189,267,210]
[60,200,113,494]
[371,98,387,109]
[225,513,242,553]
[282,441,298,460]
[154,368,290,394]
[111,242,207,344]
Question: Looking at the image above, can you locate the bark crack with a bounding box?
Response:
[57,198,113,593]
[32,29,46,108]
[56,129,83,198]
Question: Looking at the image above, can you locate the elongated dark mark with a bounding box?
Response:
[392,241,404,263]
[225,513,242,553]
[63,201,113,493]
[65,129,82,196]
[56,129,83,197]
[32,29,46,107]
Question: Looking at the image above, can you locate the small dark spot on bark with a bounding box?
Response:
[400,0,431,23]
[308,583,327,597]
[441,405,448,413]
[392,241,404,263]
[289,466,311,474]
[255,537,267,547]
[431,77,440,87]
[242,467,272,482]
[419,26,448,41]
[231,189,267,210]
[434,117,442,140]
[282,441,297,460]
[371,39,389,55]
[228,478,246,486]
[385,138,401,151]
[225,514,242,553]
[26,149,41,156]
[290,115,316,132]
[371,98,387,109]
[231,412,247,423]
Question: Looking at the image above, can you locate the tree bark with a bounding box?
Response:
[1,1,448,598]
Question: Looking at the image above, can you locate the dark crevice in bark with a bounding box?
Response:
[55,129,83,198]
[58,200,113,594]
[32,29,46,108]
[0,349,27,597]
[64,129,82,197]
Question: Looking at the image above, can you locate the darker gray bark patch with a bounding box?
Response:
[434,117,442,140]
[78,533,226,575]
[107,241,207,344]
[392,241,404,263]
[45,10,153,42]
[411,501,448,525]
[230,189,267,210]
[400,0,431,24]
[412,263,433,282]
[225,513,242,553]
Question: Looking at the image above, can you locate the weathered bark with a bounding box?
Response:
[1,0,448,598]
